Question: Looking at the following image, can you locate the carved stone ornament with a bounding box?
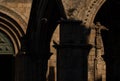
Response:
[61,0,86,20]
[61,0,106,27]
[0,32,14,54]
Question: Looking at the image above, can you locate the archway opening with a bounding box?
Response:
[94,0,120,81]
[0,55,15,81]
[0,6,26,81]
[0,32,15,81]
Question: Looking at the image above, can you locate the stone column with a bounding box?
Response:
[53,20,92,81]
[15,53,49,81]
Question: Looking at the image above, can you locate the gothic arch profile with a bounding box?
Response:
[0,5,27,55]
[80,0,106,27]
[61,0,106,27]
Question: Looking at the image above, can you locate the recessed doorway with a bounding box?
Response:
[0,55,14,81]
[0,31,15,81]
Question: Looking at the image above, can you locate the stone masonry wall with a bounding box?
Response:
[0,0,106,81]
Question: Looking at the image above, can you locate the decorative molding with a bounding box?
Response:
[0,4,27,33]
[0,32,14,54]
[82,0,106,27]
[0,5,27,55]
[0,27,17,55]
[62,0,106,27]
[62,0,86,20]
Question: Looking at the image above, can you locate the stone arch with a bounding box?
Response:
[0,5,27,33]
[94,0,120,80]
[77,0,106,27]
[0,5,27,55]
[61,0,106,27]
[0,32,14,54]
[82,0,107,81]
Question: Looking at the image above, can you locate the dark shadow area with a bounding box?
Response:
[20,0,66,81]
[48,66,55,81]
[0,55,14,81]
[94,0,120,81]
[96,78,102,81]
[54,20,91,81]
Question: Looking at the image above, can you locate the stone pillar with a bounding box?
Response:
[15,36,51,81]
[53,20,92,81]
[15,52,27,81]
[15,52,49,81]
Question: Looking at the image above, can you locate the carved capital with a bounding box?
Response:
[61,0,106,27]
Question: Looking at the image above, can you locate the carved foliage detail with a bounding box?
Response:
[0,32,14,54]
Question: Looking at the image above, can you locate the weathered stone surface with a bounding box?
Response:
[0,0,31,3]
[0,0,107,81]
[62,0,85,19]
[61,0,106,27]
[0,0,32,22]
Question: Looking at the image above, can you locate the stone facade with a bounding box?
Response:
[0,0,31,22]
[0,0,108,81]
